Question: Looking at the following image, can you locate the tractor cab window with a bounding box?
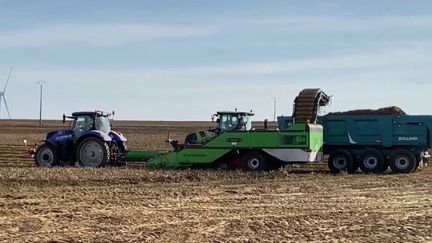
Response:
[73,116,95,137]
[95,116,111,133]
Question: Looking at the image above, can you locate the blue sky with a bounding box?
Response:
[0,0,432,120]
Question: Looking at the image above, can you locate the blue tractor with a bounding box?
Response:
[33,111,128,167]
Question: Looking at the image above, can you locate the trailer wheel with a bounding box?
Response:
[35,143,59,167]
[328,149,357,173]
[359,149,386,174]
[244,151,268,171]
[389,149,418,174]
[76,137,110,168]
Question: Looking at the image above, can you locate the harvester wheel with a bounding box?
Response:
[35,143,59,167]
[389,149,418,174]
[76,137,110,168]
[328,149,357,173]
[359,149,387,174]
[244,151,268,171]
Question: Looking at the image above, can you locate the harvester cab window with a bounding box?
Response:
[240,115,252,131]
[221,114,238,131]
[73,116,95,137]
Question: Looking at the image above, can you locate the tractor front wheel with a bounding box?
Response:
[244,151,268,171]
[76,137,110,168]
[35,143,59,167]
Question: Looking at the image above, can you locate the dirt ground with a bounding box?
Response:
[0,120,431,242]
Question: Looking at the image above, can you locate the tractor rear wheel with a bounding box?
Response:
[244,151,268,171]
[35,143,59,167]
[77,137,110,168]
[389,149,418,174]
[359,149,387,174]
[328,149,357,174]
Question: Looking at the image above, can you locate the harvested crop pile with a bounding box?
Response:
[328,106,406,116]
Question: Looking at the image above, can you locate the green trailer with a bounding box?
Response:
[123,89,330,171]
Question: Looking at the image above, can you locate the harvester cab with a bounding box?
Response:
[214,111,254,133]
[183,111,254,146]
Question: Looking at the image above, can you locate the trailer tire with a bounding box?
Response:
[389,149,418,174]
[328,149,357,173]
[244,151,268,171]
[35,143,59,167]
[359,149,387,174]
[76,137,110,168]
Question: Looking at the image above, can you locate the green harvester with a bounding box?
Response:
[123,89,330,171]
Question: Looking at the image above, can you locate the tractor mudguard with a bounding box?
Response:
[42,139,60,150]
[76,131,112,145]
[46,130,73,141]
[109,131,127,142]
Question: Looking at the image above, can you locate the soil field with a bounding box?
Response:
[0,120,431,242]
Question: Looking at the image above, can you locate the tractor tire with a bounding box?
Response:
[244,151,268,171]
[328,149,357,174]
[35,143,59,167]
[389,149,418,174]
[76,137,110,168]
[359,149,387,174]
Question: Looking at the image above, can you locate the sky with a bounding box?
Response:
[0,0,432,121]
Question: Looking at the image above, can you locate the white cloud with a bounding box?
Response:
[3,45,432,120]
[0,24,216,48]
[249,15,432,32]
[2,46,432,120]
[21,47,427,80]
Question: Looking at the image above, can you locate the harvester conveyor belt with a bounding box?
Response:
[293,88,330,124]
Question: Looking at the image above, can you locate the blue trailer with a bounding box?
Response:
[278,115,431,174]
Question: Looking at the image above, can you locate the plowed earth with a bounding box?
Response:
[0,120,431,242]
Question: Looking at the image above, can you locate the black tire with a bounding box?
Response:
[243,151,268,171]
[76,137,110,168]
[389,149,418,174]
[328,149,357,174]
[359,149,387,174]
[35,143,59,167]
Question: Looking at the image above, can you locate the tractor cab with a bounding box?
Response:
[65,111,112,139]
[214,111,254,133]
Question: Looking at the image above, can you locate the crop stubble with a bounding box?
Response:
[0,120,431,242]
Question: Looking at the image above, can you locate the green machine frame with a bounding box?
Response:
[123,89,330,170]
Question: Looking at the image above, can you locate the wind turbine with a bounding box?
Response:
[0,67,13,119]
